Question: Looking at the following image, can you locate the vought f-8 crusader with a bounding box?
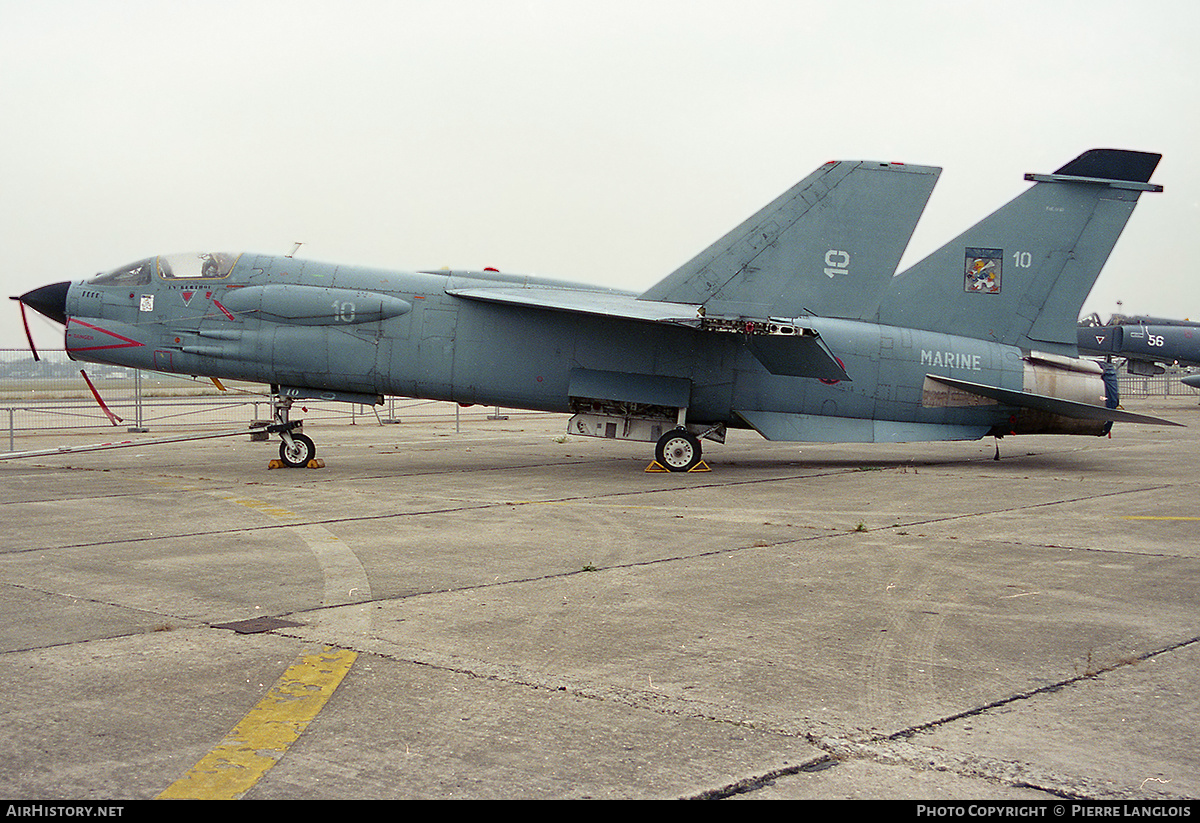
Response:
[14,149,1176,469]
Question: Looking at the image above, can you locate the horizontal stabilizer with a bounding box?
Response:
[925,375,1183,427]
[1043,148,1163,186]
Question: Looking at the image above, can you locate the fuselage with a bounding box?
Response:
[53,252,1111,443]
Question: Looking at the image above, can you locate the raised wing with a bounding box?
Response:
[446,282,850,382]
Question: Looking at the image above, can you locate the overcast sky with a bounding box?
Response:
[3,0,1196,350]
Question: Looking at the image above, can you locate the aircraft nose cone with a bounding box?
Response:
[13,281,71,324]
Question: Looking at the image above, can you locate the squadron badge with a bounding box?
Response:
[964,247,1002,294]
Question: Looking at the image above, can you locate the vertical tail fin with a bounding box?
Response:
[639,160,941,319]
[872,149,1162,354]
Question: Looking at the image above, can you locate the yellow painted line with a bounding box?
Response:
[223,495,298,519]
[157,647,357,800]
[1121,516,1200,521]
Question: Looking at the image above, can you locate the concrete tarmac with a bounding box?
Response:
[1,399,1198,800]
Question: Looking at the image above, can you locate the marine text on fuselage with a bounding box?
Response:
[920,350,983,371]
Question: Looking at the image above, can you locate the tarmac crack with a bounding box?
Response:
[691,635,1200,801]
[0,579,190,654]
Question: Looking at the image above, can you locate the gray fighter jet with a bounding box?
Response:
[1078,313,1200,375]
[13,149,1178,470]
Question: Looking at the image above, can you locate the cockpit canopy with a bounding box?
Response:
[88,253,241,286]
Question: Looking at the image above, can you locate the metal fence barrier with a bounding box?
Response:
[0,350,545,451]
[1117,371,1200,398]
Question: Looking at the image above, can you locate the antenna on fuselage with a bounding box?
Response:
[287,242,303,258]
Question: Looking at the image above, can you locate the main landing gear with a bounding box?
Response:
[654,427,704,472]
[268,394,318,468]
[567,397,717,472]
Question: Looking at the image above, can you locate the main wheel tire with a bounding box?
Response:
[279,433,316,468]
[655,428,702,472]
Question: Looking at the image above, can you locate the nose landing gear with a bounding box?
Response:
[267,394,321,469]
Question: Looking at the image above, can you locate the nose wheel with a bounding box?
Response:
[279,433,316,468]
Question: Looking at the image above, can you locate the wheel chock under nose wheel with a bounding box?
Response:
[270,421,320,469]
[276,430,316,468]
[268,457,326,470]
